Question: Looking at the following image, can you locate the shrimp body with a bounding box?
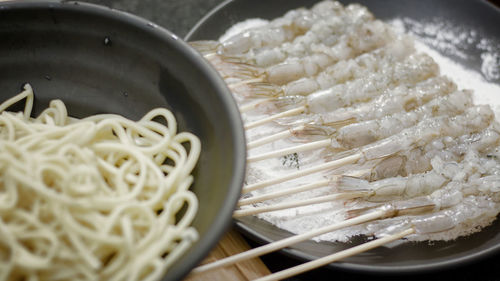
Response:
[230,19,397,86]
[219,1,347,56]
[250,3,375,67]
[304,53,439,113]
[233,36,414,98]
[335,89,472,149]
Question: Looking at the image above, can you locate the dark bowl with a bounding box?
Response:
[0,1,245,280]
[186,0,500,274]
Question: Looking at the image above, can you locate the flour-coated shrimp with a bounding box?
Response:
[333,89,472,149]
[331,122,500,184]
[232,36,413,98]
[224,19,396,87]
[302,53,439,114]
[191,1,345,57]
[244,3,375,67]
[280,76,455,129]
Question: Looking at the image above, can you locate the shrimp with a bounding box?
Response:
[224,20,397,86]
[333,89,472,149]
[332,122,500,185]
[247,82,465,163]
[191,0,346,57]
[281,75,456,128]
[232,36,414,98]
[245,3,375,67]
[302,53,439,114]
[243,106,494,193]
[353,150,500,239]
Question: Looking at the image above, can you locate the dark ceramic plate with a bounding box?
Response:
[0,1,245,281]
[185,0,500,273]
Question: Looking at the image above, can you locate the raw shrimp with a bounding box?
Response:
[246,3,375,67]
[192,0,345,56]
[247,82,464,163]
[232,36,414,98]
[333,89,472,149]
[243,106,494,193]
[219,19,396,87]
[281,75,456,129]
[302,53,439,114]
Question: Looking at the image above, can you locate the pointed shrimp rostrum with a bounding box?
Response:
[243,106,494,193]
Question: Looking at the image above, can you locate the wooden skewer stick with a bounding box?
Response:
[247,125,304,149]
[247,139,331,162]
[233,191,367,217]
[238,179,329,206]
[255,228,416,281]
[190,209,389,275]
[237,170,367,206]
[242,153,361,193]
[245,106,306,130]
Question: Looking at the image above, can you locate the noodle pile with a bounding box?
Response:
[0,84,201,281]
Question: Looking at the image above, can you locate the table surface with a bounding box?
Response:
[85,0,500,280]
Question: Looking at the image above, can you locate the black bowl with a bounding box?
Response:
[0,1,245,280]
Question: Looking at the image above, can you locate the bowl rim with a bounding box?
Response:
[0,1,247,280]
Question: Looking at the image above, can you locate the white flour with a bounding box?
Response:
[224,16,500,242]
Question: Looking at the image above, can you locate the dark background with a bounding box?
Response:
[85,0,499,280]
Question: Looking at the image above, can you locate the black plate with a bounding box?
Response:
[185,0,500,273]
[0,1,246,281]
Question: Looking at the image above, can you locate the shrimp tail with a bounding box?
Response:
[273,95,307,109]
[189,40,221,55]
[290,124,336,142]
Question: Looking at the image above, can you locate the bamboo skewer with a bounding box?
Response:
[244,106,306,130]
[190,209,389,275]
[247,139,331,162]
[238,170,367,206]
[242,153,361,193]
[247,126,303,149]
[233,191,368,217]
[254,228,416,281]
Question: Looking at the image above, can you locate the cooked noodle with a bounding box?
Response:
[0,84,201,281]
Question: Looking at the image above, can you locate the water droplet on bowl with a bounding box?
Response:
[103,36,112,46]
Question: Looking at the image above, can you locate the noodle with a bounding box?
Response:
[0,84,201,281]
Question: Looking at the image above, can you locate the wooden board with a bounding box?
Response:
[185,228,271,281]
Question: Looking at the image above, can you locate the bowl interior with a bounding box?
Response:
[0,1,245,280]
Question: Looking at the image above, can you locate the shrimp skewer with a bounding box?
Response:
[239,3,375,67]
[232,36,413,99]
[247,77,460,160]
[191,1,346,57]
[226,19,396,86]
[246,75,455,150]
[241,125,500,210]
[242,53,439,130]
[243,106,494,193]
